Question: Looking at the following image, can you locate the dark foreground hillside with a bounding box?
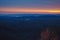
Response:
[0,14,60,40]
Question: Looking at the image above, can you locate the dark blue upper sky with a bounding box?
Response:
[0,0,60,8]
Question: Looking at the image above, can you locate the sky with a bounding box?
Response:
[0,0,60,14]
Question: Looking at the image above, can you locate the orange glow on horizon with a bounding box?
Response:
[0,7,60,14]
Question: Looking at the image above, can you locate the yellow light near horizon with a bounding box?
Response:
[0,8,60,14]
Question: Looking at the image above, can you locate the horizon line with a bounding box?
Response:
[0,7,60,14]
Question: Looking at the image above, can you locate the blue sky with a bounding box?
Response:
[0,0,60,8]
[0,0,60,14]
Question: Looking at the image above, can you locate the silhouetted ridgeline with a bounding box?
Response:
[0,14,60,40]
